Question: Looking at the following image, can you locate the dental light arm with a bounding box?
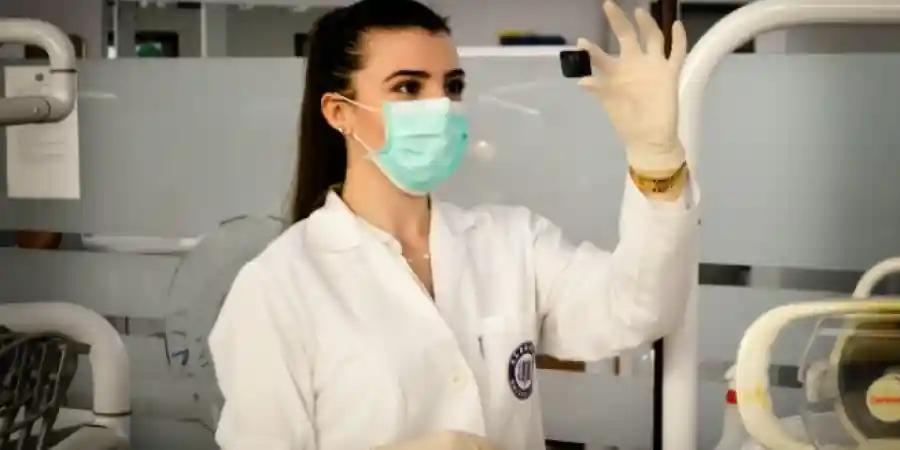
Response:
[0,19,76,126]
[854,257,900,299]
[669,2,900,447]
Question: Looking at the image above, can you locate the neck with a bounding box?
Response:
[341,164,430,241]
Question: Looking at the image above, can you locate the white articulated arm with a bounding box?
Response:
[0,19,77,125]
[668,2,900,448]
[853,257,900,299]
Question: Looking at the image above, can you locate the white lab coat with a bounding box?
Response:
[209,178,699,450]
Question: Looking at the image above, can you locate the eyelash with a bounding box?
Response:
[391,79,467,99]
[393,80,422,97]
[446,79,466,99]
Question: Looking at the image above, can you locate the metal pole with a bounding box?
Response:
[650,3,679,449]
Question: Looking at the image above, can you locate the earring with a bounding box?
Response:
[336,126,346,135]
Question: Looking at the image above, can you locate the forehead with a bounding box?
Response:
[357,28,460,75]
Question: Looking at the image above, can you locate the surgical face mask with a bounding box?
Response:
[338,95,469,196]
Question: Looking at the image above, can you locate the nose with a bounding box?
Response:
[423,78,449,100]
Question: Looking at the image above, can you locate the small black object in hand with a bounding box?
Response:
[560,50,592,78]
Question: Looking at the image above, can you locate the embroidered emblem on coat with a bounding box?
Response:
[508,341,535,400]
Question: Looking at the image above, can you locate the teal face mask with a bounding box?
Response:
[339,96,469,196]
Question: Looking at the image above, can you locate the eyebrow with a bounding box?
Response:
[384,68,466,83]
[384,70,429,82]
[446,68,465,78]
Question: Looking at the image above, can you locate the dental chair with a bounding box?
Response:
[162,214,284,432]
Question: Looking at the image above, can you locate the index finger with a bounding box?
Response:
[577,37,616,74]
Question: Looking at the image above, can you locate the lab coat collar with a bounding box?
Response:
[305,190,475,252]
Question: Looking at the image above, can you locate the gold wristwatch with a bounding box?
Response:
[629,162,688,194]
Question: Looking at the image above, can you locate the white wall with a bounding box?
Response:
[217,1,900,55]
[223,1,614,57]
[225,7,328,57]
[117,3,137,58]
[119,4,202,57]
[0,0,105,59]
[427,0,607,47]
[117,5,326,58]
[206,5,229,57]
[134,5,201,58]
[112,1,658,58]
[7,1,900,60]
[681,0,900,54]
[122,4,237,58]
[757,25,900,53]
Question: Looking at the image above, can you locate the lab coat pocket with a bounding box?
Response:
[479,316,536,447]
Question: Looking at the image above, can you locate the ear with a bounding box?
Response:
[321,92,351,136]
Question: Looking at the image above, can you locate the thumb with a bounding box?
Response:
[577,76,612,97]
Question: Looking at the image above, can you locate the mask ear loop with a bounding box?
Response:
[334,93,378,112]
[333,93,380,158]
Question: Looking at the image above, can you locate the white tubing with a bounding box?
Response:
[0,19,77,125]
[0,19,75,70]
[669,2,900,448]
[853,257,900,298]
[0,302,130,416]
[52,425,124,450]
[734,299,900,450]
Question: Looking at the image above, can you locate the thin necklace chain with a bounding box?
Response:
[405,253,431,263]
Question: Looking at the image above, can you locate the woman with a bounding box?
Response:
[209,0,698,449]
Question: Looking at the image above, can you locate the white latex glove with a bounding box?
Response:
[374,431,498,450]
[578,1,687,175]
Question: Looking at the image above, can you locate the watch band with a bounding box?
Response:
[629,162,687,194]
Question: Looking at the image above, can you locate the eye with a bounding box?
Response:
[392,79,422,97]
[446,78,466,99]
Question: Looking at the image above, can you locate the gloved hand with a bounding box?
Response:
[375,430,498,450]
[578,0,687,176]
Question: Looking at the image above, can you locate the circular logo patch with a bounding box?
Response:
[508,341,535,400]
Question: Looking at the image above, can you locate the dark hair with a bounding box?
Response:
[292,0,451,222]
